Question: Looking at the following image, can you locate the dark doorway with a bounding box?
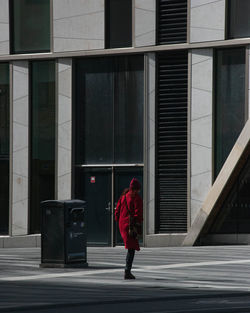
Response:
[74,55,144,246]
[75,167,143,246]
[75,167,112,245]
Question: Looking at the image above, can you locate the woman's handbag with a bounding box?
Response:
[128,216,138,238]
[124,195,142,238]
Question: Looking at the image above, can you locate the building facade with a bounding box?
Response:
[0,0,249,247]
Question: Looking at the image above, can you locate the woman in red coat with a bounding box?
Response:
[115,178,143,279]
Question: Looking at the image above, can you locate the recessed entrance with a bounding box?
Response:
[75,167,143,246]
[73,55,144,246]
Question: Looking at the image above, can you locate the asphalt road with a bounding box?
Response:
[1,245,250,312]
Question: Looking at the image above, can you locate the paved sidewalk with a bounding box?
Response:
[1,245,250,312]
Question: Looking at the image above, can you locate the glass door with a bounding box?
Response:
[75,167,112,245]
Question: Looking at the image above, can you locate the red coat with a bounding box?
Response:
[115,191,143,251]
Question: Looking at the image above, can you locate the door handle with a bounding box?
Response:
[105,201,111,211]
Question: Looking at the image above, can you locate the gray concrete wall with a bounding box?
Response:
[190,0,225,43]
[146,53,155,236]
[0,234,40,248]
[134,0,155,47]
[145,234,186,247]
[11,62,29,236]
[191,49,213,224]
[0,0,9,55]
[53,0,104,52]
[57,59,72,200]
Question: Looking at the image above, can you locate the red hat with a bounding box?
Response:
[129,178,141,190]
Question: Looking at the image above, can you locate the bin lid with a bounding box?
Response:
[40,199,86,209]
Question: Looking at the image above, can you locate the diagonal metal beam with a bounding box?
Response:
[183,119,250,246]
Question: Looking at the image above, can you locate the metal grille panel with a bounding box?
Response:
[157,0,187,45]
[156,51,188,233]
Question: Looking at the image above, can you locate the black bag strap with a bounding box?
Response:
[124,194,134,218]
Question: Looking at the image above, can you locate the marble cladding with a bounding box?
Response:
[53,0,104,52]
[0,0,9,54]
[57,59,72,200]
[146,53,155,235]
[12,62,29,235]
[145,234,186,247]
[135,0,155,47]
[190,0,225,43]
[191,49,213,224]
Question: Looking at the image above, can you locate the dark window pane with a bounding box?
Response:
[74,56,144,165]
[215,48,246,178]
[11,0,50,53]
[228,0,250,39]
[75,58,114,164]
[114,56,144,163]
[106,0,132,48]
[209,156,250,234]
[0,63,9,234]
[30,61,55,234]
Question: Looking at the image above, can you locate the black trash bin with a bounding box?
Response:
[40,199,87,268]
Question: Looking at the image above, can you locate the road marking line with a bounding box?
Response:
[135,259,250,271]
[90,261,124,267]
[0,262,38,268]
[1,259,250,282]
[0,269,122,281]
[51,277,250,292]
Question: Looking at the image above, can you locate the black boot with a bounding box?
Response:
[124,270,136,280]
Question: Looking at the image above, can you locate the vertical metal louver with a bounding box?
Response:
[156,51,188,233]
[157,0,187,44]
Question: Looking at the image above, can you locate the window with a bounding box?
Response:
[10,0,50,53]
[0,63,9,234]
[209,156,250,234]
[74,55,144,165]
[214,48,246,178]
[30,61,55,233]
[228,0,250,39]
[105,0,132,48]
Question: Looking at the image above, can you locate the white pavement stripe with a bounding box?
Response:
[135,259,250,271]
[2,259,250,282]
[0,269,122,281]
[53,277,250,292]
[90,261,124,267]
[0,262,38,268]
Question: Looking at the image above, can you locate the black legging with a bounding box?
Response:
[125,249,135,271]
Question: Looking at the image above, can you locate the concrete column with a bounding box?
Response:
[191,49,213,224]
[134,0,155,47]
[190,0,225,43]
[146,53,155,235]
[11,62,29,235]
[53,0,104,52]
[56,59,72,200]
[0,0,9,55]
